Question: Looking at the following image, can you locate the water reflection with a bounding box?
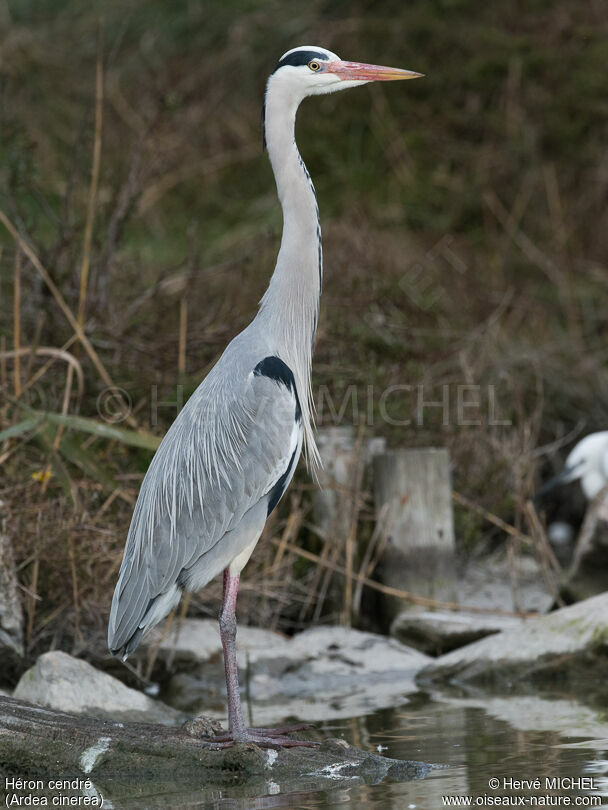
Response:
[96,690,608,809]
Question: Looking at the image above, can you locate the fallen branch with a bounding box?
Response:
[0,697,429,794]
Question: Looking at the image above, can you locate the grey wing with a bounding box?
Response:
[108,354,302,655]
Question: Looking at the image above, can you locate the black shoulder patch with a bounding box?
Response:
[254,356,295,390]
[266,445,298,516]
[274,50,329,72]
[253,356,301,422]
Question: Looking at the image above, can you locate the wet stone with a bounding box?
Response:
[418,592,608,689]
[159,623,430,724]
[391,608,524,655]
[13,651,181,725]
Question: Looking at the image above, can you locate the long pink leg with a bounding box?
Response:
[219,569,246,737]
[201,567,318,748]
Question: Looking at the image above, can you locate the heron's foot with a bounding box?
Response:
[200,723,319,749]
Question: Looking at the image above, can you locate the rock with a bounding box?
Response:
[14,651,181,724]
[181,713,224,737]
[391,609,524,655]
[250,627,429,725]
[164,622,430,724]
[0,532,24,672]
[418,592,608,689]
[456,550,554,614]
[387,549,553,656]
[146,617,293,668]
[282,624,428,671]
[0,696,432,798]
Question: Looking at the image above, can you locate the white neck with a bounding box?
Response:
[255,75,322,469]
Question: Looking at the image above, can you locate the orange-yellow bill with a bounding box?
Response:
[326,61,423,82]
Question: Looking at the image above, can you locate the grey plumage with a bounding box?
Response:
[108,331,302,655]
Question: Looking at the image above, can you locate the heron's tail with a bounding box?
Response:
[108,579,181,661]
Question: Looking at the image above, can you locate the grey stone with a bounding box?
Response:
[283,625,429,672]
[14,651,181,724]
[146,617,292,667]
[418,592,608,688]
[181,714,223,737]
[164,622,430,725]
[388,549,553,656]
[391,609,524,655]
[456,551,554,615]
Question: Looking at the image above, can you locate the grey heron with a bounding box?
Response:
[538,431,608,500]
[108,45,421,748]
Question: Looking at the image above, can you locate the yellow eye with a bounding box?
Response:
[309,61,320,71]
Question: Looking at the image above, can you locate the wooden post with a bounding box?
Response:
[373,448,456,625]
[311,428,387,625]
[313,428,386,538]
[313,427,356,540]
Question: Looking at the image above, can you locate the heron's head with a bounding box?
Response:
[563,432,608,498]
[267,45,422,103]
[538,431,608,501]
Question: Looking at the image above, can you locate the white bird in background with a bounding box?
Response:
[539,431,608,501]
[107,45,422,748]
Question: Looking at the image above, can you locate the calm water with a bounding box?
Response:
[99,688,608,809]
